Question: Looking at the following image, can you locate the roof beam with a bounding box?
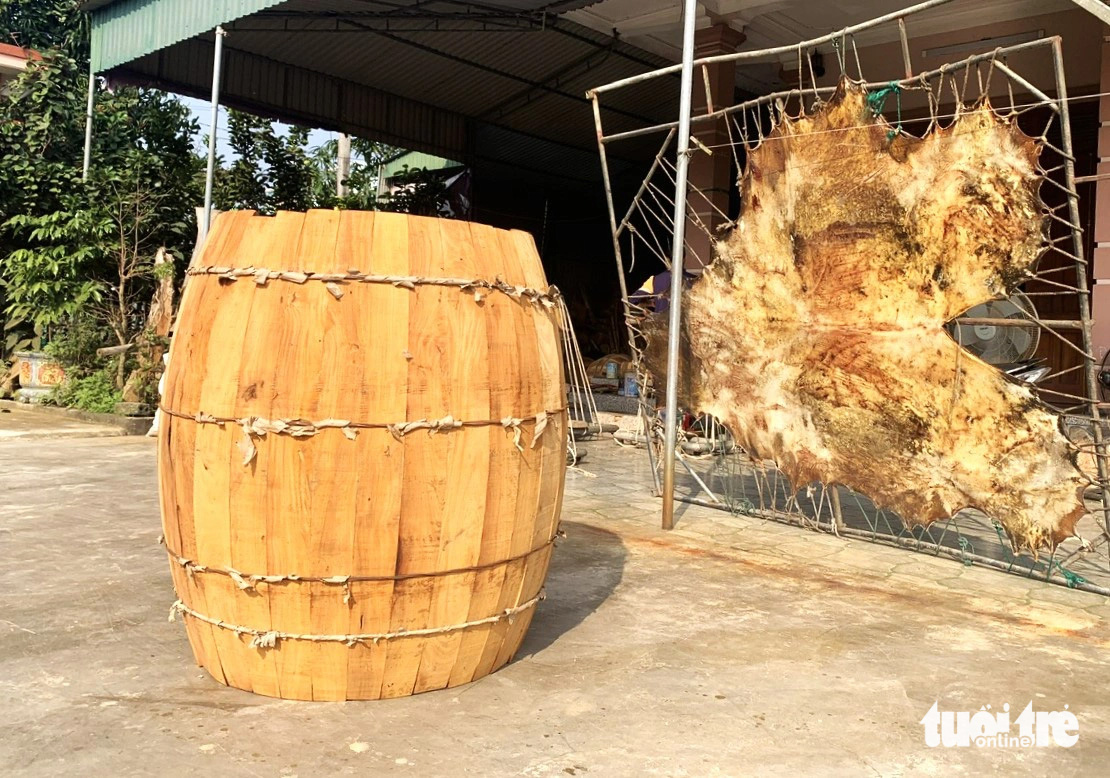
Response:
[479,34,618,121]
[113,35,470,158]
[350,21,662,126]
[110,32,650,179]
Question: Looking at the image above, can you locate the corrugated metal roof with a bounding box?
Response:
[381,151,463,181]
[87,1,604,71]
[90,0,676,182]
[89,0,285,71]
[85,0,600,12]
[113,34,473,157]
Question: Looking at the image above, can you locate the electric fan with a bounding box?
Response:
[949,291,1039,365]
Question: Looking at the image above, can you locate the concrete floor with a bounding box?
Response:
[0,404,124,441]
[2,426,1110,776]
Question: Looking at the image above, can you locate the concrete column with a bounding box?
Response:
[685,23,745,270]
[1092,32,1110,361]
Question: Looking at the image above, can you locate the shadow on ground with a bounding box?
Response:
[516,521,626,658]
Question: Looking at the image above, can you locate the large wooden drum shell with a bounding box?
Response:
[158,210,566,700]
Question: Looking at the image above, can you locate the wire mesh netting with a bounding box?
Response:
[590,10,1110,596]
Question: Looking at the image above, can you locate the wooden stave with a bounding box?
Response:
[159,210,566,700]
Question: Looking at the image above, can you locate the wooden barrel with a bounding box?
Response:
[158,210,566,700]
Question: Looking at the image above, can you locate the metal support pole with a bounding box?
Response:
[1050,38,1110,562]
[81,65,95,180]
[202,26,227,242]
[336,133,351,198]
[660,0,699,531]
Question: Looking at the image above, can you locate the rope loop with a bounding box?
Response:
[162,526,562,589]
[187,266,563,308]
[160,405,566,466]
[169,590,545,651]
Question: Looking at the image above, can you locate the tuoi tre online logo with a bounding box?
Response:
[921,702,1078,748]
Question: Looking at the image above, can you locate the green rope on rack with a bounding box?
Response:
[956,536,974,566]
[866,81,902,141]
[1052,560,1087,589]
[727,496,755,515]
[990,521,1086,588]
[991,522,1015,564]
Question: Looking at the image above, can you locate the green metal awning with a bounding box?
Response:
[89,0,284,72]
[86,0,613,75]
[380,151,463,181]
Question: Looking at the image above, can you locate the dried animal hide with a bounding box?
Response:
[645,79,1087,553]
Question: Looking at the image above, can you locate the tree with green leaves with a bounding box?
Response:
[216,111,315,213]
[0,0,202,405]
[308,135,401,210]
[0,0,454,406]
[215,109,406,214]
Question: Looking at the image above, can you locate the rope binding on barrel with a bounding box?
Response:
[159,405,567,465]
[169,589,546,651]
[186,265,562,308]
[161,526,565,599]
